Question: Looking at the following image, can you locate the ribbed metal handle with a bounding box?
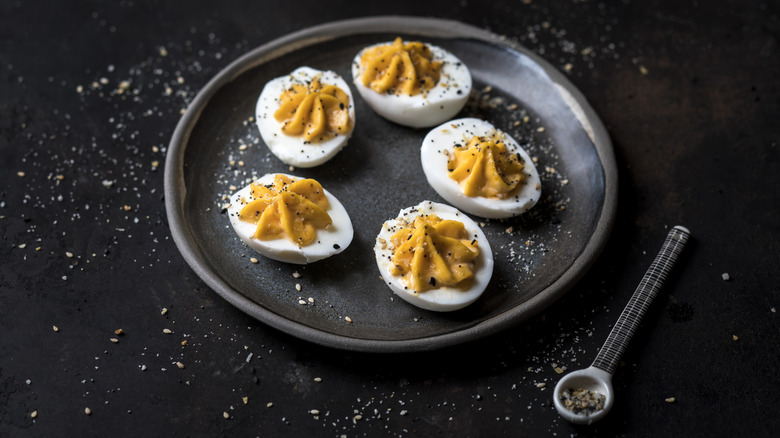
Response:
[592,226,690,375]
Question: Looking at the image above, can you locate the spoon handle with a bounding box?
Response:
[592,226,690,375]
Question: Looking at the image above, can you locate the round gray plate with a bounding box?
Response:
[165,17,617,353]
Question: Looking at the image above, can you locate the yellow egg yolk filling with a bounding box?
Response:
[447,134,527,199]
[360,37,443,96]
[274,76,352,143]
[238,175,332,247]
[389,214,479,293]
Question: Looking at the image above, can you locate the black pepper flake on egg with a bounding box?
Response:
[333,244,340,249]
[429,277,436,286]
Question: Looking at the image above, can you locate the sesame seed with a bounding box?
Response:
[65,251,74,258]
[732,335,739,341]
[181,340,188,346]
[310,409,320,415]
[52,325,59,332]
[292,271,301,278]
[250,258,259,264]
[307,297,314,304]
[30,410,38,419]
[238,144,248,151]
[161,308,168,316]
[242,397,248,405]
[266,403,273,408]
[345,316,353,323]
[314,377,322,383]
[114,328,124,336]
[17,171,25,177]
[665,397,676,403]
[110,338,119,344]
[176,361,185,369]
[536,382,546,388]
[163,328,172,334]
[295,283,302,292]
[222,411,230,419]
[353,414,363,421]
[84,407,92,415]
[298,299,307,305]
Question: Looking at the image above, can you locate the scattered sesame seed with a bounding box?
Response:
[176,361,185,369]
[222,411,230,419]
[298,299,307,305]
[238,144,248,151]
[665,397,676,403]
[353,414,363,421]
[84,407,92,416]
[639,65,649,75]
[307,297,314,304]
[266,403,273,408]
[310,409,320,415]
[31,410,38,419]
[17,171,25,177]
[732,335,739,341]
[722,273,731,281]
[114,328,124,336]
[52,325,59,332]
[65,251,74,258]
[242,397,248,405]
[292,271,301,278]
[163,328,172,334]
[161,308,168,316]
[400,410,408,416]
[295,283,302,292]
[110,338,119,344]
[314,377,322,383]
[554,367,564,374]
[345,316,353,323]
[536,382,546,388]
[181,340,188,346]
[123,205,132,211]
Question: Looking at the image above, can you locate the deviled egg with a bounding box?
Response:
[351,37,471,128]
[256,67,355,168]
[227,173,353,264]
[421,118,541,219]
[374,201,493,312]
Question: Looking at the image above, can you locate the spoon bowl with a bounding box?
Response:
[553,366,614,424]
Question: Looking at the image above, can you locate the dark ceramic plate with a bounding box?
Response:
[165,17,617,353]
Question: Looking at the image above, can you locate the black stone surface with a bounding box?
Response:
[1,0,778,437]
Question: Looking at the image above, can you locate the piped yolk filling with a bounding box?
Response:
[274,76,352,143]
[447,134,527,198]
[238,175,332,247]
[389,214,478,293]
[360,37,443,96]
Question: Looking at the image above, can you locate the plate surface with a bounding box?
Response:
[165,16,617,353]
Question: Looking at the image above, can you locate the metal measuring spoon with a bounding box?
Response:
[553,225,691,425]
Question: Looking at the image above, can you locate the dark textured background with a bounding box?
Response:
[1,0,778,436]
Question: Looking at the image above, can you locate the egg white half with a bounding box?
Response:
[351,41,471,128]
[228,173,353,264]
[255,67,356,168]
[374,201,493,312]
[421,118,542,219]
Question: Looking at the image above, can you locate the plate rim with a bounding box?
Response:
[164,16,618,353]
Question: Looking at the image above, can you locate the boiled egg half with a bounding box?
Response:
[421,118,541,219]
[227,173,353,264]
[256,67,356,168]
[374,201,493,312]
[351,37,471,128]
